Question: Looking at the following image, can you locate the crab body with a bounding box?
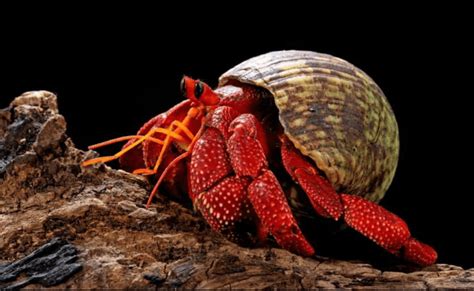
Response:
[83,51,437,266]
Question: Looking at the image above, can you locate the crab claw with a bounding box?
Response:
[227,114,269,178]
[195,176,252,233]
[248,169,315,256]
[206,106,240,140]
[189,128,233,200]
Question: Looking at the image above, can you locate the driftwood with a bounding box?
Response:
[1,91,473,289]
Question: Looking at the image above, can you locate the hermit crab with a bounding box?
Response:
[83,50,437,266]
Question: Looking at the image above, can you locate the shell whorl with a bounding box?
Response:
[219,50,399,202]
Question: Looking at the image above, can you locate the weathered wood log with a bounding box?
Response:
[1,91,473,289]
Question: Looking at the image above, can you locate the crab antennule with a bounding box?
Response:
[88,135,164,150]
[152,128,188,143]
[170,120,196,140]
[146,117,206,208]
[81,125,188,167]
[129,123,195,176]
[150,107,203,174]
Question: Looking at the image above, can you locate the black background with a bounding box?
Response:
[1,7,471,268]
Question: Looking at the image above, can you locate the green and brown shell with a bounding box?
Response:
[219,50,399,203]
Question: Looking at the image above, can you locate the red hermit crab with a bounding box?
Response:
[83,50,437,266]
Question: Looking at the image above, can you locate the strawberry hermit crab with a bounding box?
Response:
[83,50,437,266]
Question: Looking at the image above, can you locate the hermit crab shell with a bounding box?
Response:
[219,50,399,202]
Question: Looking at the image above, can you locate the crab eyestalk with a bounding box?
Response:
[142,77,222,205]
[181,76,220,107]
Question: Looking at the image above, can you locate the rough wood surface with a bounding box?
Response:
[1,91,473,289]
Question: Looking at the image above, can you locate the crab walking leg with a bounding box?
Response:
[248,170,315,256]
[280,136,343,220]
[280,135,437,266]
[341,194,437,266]
[226,113,314,256]
[189,110,314,255]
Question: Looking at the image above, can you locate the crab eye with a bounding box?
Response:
[194,81,204,99]
[180,77,187,97]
